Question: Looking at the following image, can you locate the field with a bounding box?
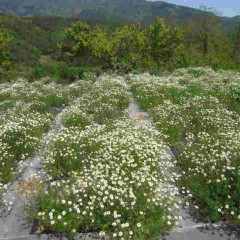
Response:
[0,67,240,239]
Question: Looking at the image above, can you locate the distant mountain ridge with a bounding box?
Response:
[0,0,239,31]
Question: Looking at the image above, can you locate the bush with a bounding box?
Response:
[27,60,97,83]
[52,62,78,83]
[31,64,49,79]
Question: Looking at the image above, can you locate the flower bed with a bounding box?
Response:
[29,120,181,239]
[27,75,181,239]
[128,68,240,223]
[0,78,92,202]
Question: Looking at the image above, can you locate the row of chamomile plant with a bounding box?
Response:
[27,75,182,240]
[0,77,93,204]
[128,67,240,223]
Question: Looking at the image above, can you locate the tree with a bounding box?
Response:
[91,24,148,71]
[0,23,12,78]
[50,18,68,44]
[63,19,184,72]
[186,6,220,65]
[111,24,147,71]
[65,21,92,57]
[234,23,240,65]
[147,17,184,67]
[64,21,148,72]
[90,25,113,68]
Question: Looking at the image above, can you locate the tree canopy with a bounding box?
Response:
[63,18,184,72]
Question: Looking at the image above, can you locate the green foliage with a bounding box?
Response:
[233,23,240,65]
[31,64,49,79]
[0,15,54,63]
[0,24,12,79]
[147,17,184,68]
[52,62,78,82]
[111,24,147,71]
[188,172,240,222]
[90,25,113,68]
[64,18,184,73]
[187,68,206,78]
[183,11,239,70]
[0,14,239,82]
[50,18,68,43]
[65,22,148,71]
[65,21,92,56]
[26,56,96,82]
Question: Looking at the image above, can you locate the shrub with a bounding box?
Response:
[31,64,49,79]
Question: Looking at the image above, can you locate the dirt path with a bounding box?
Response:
[0,109,64,239]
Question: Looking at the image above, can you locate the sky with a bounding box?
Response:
[151,0,240,17]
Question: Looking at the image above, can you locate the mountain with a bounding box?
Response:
[0,0,239,31]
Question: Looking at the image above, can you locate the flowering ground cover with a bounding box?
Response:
[128,67,240,223]
[61,75,130,128]
[2,68,240,239]
[0,78,91,204]
[22,76,183,239]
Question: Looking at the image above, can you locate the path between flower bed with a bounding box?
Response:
[0,108,64,239]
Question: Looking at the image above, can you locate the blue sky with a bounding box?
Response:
[150,0,240,17]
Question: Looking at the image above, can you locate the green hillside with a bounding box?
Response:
[0,0,239,31]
